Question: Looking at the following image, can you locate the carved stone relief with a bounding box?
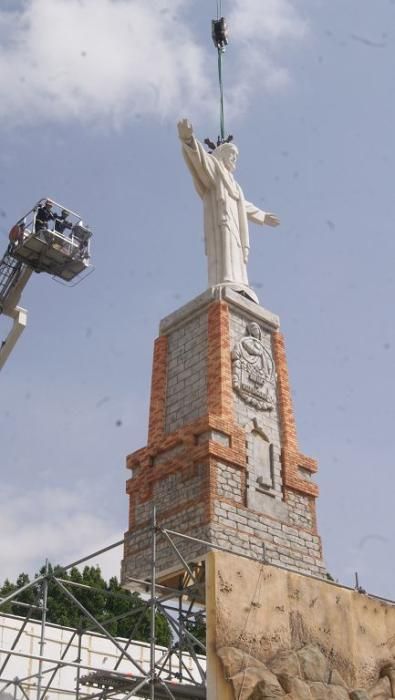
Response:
[231,322,275,411]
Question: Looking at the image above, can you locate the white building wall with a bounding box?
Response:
[0,614,205,700]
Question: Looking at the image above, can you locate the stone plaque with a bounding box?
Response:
[231,322,275,411]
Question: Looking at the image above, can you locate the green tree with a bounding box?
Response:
[0,574,41,618]
[183,612,206,655]
[0,565,171,647]
[0,579,17,614]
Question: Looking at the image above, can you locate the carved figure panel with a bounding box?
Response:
[231,322,275,411]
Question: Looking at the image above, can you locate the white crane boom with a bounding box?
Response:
[0,255,33,370]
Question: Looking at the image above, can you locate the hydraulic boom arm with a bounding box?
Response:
[0,254,32,371]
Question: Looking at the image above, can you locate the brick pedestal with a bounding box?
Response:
[121,287,326,587]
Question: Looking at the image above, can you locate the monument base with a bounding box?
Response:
[122,288,326,588]
[210,282,259,304]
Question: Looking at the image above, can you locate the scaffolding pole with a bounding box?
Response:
[0,518,209,700]
[2,513,395,700]
[150,505,157,700]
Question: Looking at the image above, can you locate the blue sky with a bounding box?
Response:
[1,0,394,599]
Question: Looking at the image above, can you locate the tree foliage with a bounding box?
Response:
[183,611,206,654]
[0,565,170,647]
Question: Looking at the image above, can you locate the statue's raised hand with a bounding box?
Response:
[264,213,280,227]
[177,118,194,143]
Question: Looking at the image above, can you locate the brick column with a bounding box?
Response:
[148,335,168,446]
[272,330,319,535]
[272,331,298,452]
[207,301,233,420]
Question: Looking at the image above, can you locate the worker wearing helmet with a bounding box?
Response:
[35,200,55,234]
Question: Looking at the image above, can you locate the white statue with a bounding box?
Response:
[177,118,279,302]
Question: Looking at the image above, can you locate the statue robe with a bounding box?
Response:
[181,137,267,290]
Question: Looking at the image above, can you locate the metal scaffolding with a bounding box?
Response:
[0,509,209,700]
[2,508,394,700]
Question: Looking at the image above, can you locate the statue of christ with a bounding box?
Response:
[178,118,279,302]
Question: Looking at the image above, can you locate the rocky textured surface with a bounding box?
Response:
[209,553,395,695]
[218,644,395,700]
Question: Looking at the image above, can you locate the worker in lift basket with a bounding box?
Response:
[35,200,55,237]
[7,220,25,252]
[54,209,72,235]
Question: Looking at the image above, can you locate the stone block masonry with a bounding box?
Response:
[122,287,326,587]
[164,311,208,434]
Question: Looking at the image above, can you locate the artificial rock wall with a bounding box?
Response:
[206,551,395,700]
[122,287,326,586]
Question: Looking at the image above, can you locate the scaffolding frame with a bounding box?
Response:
[0,509,210,700]
[3,508,393,700]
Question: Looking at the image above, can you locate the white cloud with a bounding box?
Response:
[225,0,308,118]
[0,485,123,582]
[229,0,307,43]
[0,0,308,127]
[0,0,211,127]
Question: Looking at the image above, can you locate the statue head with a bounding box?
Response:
[213,142,239,173]
[247,322,262,339]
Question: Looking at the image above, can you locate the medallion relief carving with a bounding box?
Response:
[231,322,275,411]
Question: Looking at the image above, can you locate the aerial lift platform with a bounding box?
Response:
[0,198,92,370]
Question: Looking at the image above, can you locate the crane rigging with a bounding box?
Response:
[211,0,232,147]
[0,198,93,370]
[205,1,233,152]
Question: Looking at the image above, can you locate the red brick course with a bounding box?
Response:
[272,331,319,506]
[127,413,247,526]
[272,331,298,452]
[147,335,168,445]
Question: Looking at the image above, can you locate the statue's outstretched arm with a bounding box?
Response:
[177,118,194,146]
[177,118,216,187]
[245,201,280,228]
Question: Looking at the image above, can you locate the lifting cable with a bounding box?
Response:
[212,0,228,143]
[218,40,225,142]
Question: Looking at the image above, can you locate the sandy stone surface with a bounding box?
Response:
[206,552,395,699]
